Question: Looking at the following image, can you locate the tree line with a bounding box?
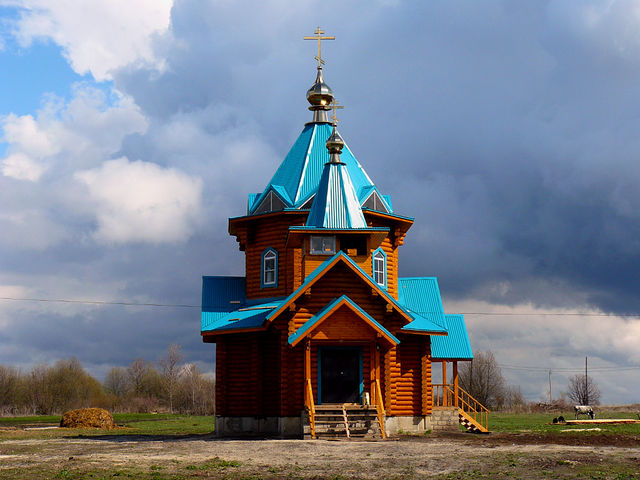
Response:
[0,344,214,416]
[457,351,601,411]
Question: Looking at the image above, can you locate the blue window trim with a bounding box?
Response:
[261,248,278,289]
[372,247,387,289]
[317,346,363,405]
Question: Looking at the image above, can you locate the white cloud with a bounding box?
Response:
[1,152,45,181]
[445,298,640,402]
[3,0,173,81]
[75,157,203,244]
[1,85,147,183]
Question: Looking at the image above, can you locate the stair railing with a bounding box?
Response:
[373,378,387,439]
[432,383,489,432]
[455,386,489,432]
[305,378,316,439]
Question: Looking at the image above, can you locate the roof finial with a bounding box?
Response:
[326,99,345,163]
[330,99,344,125]
[304,27,335,68]
[304,27,335,123]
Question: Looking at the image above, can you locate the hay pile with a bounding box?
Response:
[60,408,116,429]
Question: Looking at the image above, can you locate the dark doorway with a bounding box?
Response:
[319,347,361,404]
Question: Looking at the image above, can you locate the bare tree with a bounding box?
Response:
[104,366,130,397]
[567,374,601,405]
[0,365,21,414]
[159,344,183,413]
[458,351,506,409]
[127,358,151,396]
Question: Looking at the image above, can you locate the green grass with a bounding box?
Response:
[0,413,214,440]
[489,410,640,435]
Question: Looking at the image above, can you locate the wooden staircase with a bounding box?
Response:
[311,404,384,440]
[433,384,489,433]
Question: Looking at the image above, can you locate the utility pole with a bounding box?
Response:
[548,369,552,403]
[585,356,588,405]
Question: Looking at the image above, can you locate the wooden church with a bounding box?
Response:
[201,30,487,438]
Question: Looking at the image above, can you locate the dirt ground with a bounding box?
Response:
[1,431,639,479]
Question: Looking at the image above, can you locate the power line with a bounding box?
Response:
[499,363,640,373]
[459,311,640,318]
[3,295,640,317]
[0,296,200,308]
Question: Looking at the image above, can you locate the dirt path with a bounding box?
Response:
[1,433,639,479]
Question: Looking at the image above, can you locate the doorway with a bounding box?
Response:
[318,347,362,404]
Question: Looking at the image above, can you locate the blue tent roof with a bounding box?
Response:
[249,123,389,214]
[306,161,367,229]
[431,314,474,360]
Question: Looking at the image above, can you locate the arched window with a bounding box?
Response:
[373,248,386,288]
[262,248,278,288]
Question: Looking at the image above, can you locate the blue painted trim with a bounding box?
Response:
[317,346,363,405]
[287,295,400,345]
[260,247,278,289]
[268,251,415,325]
[372,247,387,290]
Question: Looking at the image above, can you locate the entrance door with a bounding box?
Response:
[319,347,361,404]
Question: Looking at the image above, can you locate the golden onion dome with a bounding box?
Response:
[326,126,345,157]
[306,67,334,108]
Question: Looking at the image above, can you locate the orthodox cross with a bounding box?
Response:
[330,100,344,124]
[304,27,335,67]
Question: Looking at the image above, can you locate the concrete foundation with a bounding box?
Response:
[384,415,433,435]
[215,415,303,438]
[430,407,460,432]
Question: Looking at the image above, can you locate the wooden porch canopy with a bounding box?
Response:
[288,295,400,347]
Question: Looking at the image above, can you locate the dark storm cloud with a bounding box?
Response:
[3,0,640,401]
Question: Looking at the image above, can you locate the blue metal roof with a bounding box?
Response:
[288,295,400,345]
[201,276,286,333]
[249,123,390,214]
[401,313,447,334]
[202,301,284,333]
[202,276,246,312]
[397,277,448,330]
[306,161,367,228]
[431,314,474,360]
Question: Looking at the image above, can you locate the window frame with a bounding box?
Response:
[372,248,387,289]
[310,236,336,255]
[261,248,278,288]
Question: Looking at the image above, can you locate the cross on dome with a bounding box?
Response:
[330,99,344,125]
[303,27,335,67]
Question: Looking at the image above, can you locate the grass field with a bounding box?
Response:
[1,412,640,479]
[489,410,640,435]
[2,410,640,438]
[0,413,215,439]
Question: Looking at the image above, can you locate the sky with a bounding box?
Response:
[1,0,639,404]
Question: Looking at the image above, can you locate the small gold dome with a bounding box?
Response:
[326,126,345,155]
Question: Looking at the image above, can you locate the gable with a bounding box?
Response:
[288,295,399,346]
[267,252,414,327]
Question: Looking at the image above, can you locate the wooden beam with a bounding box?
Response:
[442,362,448,407]
[304,340,311,406]
[453,361,459,408]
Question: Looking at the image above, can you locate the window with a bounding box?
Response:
[373,249,386,288]
[310,236,336,255]
[262,248,277,288]
[340,235,367,256]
